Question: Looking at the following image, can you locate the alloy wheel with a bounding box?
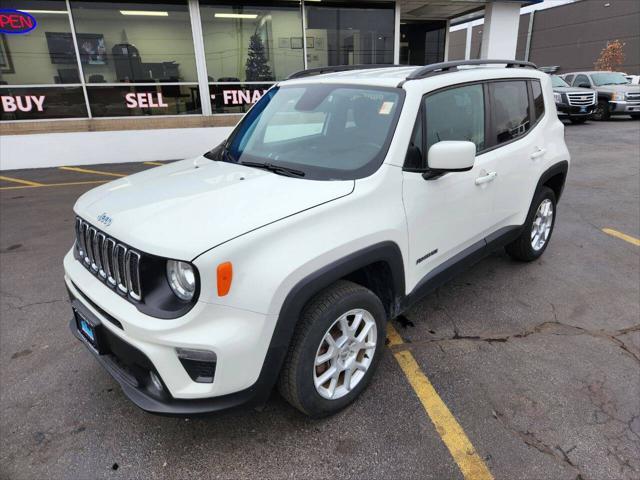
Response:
[313,309,377,400]
[531,198,554,251]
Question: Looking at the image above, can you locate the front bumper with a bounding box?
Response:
[64,250,278,414]
[609,100,640,114]
[556,103,595,117]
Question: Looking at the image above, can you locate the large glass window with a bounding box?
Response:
[0,86,87,120]
[71,1,197,83]
[0,1,80,85]
[425,84,485,154]
[221,84,403,180]
[305,3,394,69]
[87,84,200,117]
[201,2,303,83]
[489,81,531,145]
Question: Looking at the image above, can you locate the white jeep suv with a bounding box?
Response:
[64,60,570,417]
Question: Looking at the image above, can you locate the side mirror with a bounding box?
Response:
[427,141,476,173]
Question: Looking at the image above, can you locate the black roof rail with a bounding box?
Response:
[287,64,403,80]
[405,59,538,82]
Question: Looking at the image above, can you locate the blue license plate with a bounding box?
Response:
[580,107,587,112]
[76,312,97,345]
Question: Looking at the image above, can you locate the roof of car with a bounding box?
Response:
[283,65,546,88]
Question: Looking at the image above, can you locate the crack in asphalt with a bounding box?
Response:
[395,302,640,365]
[492,410,585,480]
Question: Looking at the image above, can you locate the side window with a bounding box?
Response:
[425,84,485,154]
[489,81,531,145]
[564,74,574,85]
[531,80,545,121]
[574,74,590,88]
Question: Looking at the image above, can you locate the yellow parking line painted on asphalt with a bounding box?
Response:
[387,324,494,480]
[0,175,44,187]
[602,228,640,246]
[0,180,108,191]
[386,323,405,346]
[144,161,165,166]
[59,166,126,178]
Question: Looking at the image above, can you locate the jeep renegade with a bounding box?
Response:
[65,60,570,417]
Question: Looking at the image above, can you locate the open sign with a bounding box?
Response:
[0,9,37,35]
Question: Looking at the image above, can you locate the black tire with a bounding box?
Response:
[505,187,557,262]
[569,117,587,124]
[631,114,640,120]
[593,101,610,121]
[278,280,387,417]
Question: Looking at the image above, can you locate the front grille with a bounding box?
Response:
[567,92,596,106]
[626,92,640,103]
[74,217,143,301]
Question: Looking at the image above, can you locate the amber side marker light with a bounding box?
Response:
[217,262,233,296]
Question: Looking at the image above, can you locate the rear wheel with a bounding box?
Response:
[506,187,557,262]
[569,117,587,124]
[278,280,386,417]
[593,101,610,121]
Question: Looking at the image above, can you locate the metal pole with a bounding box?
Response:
[443,20,450,62]
[189,0,212,116]
[393,1,400,64]
[66,0,92,119]
[524,10,535,62]
[301,1,308,69]
[465,24,472,60]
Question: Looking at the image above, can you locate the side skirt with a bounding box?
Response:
[398,225,523,314]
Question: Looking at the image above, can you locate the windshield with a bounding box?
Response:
[551,76,569,88]
[223,84,403,180]
[591,72,629,86]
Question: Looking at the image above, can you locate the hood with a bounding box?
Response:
[553,86,594,93]
[74,157,354,260]
[596,84,640,93]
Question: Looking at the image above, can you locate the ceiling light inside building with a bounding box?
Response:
[214,13,259,19]
[120,10,169,16]
[21,10,68,14]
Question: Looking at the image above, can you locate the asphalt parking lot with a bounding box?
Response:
[1,118,639,480]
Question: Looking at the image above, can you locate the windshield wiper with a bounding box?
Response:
[240,161,306,177]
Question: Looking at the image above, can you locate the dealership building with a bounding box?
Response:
[3,0,619,170]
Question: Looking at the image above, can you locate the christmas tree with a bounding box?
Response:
[245,33,274,81]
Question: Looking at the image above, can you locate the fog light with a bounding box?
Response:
[176,348,217,384]
[149,371,164,392]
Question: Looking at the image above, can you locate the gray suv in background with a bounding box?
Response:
[561,71,640,120]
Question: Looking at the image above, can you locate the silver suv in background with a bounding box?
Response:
[561,71,640,120]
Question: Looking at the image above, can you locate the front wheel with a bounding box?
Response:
[506,187,557,262]
[278,280,386,417]
[593,101,610,121]
[631,114,640,120]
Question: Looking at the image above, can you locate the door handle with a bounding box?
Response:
[475,171,497,185]
[530,148,546,159]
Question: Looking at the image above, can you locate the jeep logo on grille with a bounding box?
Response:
[97,213,112,226]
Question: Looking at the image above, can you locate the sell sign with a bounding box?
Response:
[0,10,37,35]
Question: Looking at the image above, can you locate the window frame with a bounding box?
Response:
[402,80,490,173]
[403,77,547,172]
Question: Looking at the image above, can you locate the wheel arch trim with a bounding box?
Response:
[249,241,405,404]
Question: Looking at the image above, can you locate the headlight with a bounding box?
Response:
[553,92,562,104]
[166,260,197,301]
[612,92,625,101]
